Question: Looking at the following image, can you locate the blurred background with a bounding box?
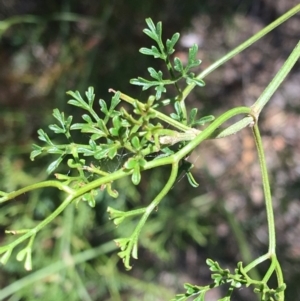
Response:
[0,1,300,300]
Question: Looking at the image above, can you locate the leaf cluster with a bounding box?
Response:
[172,259,286,301]
[130,18,205,100]
[30,88,161,187]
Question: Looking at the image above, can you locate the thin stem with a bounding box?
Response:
[262,258,276,283]
[251,41,300,117]
[0,195,74,253]
[124,163,179,269]
[252,124,276,254]
[213,116,254,138]
[244,253,270,273]
[111,89,192,132]
[0,106,253,262]
[174,106,252,161]
[0,180,75,203]
[181,4,300,101]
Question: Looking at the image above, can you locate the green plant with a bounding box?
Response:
[1,5,300,301]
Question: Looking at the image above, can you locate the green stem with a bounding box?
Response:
[63,107,252,197]
[262,257,276,283]
[112,89,192,132]
[275,257,285,294]
[0,180,75,203]
[173,106,252,161]
[1,107,252,207]
[244,253,270,273]
[251,40,300,117]
[0,195,74,254]
[249,124,284,301]
[124,163,179,269]
[0,106,252,261]
[214,116,254,138]
[252,124,275,254]
[181,4,300,101]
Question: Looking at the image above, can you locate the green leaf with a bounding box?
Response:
[85,86,95,106]
[185,283,198,295]
[37,129,53,145]
[109,115,123,137]
[189,108,198,125]
[140,46,162,59]
[70,114,94,133]
[114,237,133,270]
[107,207,127,226]
[79,124,106,138]
[120,118,131,127]
[97,119,109,134]
[30,144,43,160]
[193,115,215,126]
[132,165,141,185]
[130,77,157,90]
[143,18,161,42]
[99,99,108,114]
[131,136,141,149]
[154,84,166,100]
[82,114,93,123]
[171,101,184,121]
[108,146,118,159]
[174,57,184,73]
[47,147,64,154]
[166,32,180,55]
[0,249,12,265]
[186,76,205,87]
[52,109,72,130]
[82,191,97,208]
[110,91,121,111]
[67,90,89,110]
[187,44,201,69]
[148,67,163,81]
[24,251,32,271]
[186,171,199,187]
[206,259,220,271]
[94,145,116,160]
[48,124,65,134]
[189,109,214,127]
[47,156,64,174]
[77,140,98,156]
[174,101,182,116]
[109,128,119,137]
[138,158,147,168]
[16,248,27,262]
[106,184,119,198]
[171,294,188,301]
[124,158,137,170]
[132,68,168,99]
